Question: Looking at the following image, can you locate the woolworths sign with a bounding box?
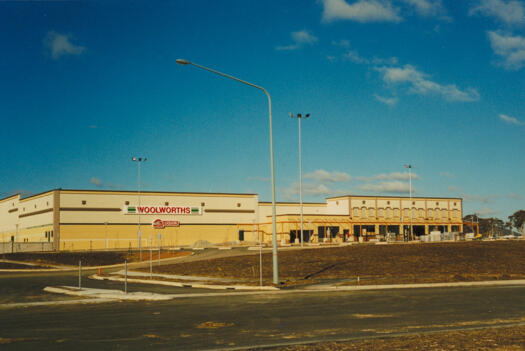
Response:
[124,205,202,215]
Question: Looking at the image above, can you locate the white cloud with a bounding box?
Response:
[356,172,420,182]
[499,113,524,125]
[507,193,523,200]
[344,50,369,64]
[293,30,318,45]
[304,169,351,183]
[357,181,412,193]
[276,30,318,51]
[469,0,525,25]
[321,0,402,23]
[377,65,480,102]
[374,94,398,105]
[343,50,398,65]
[401,0,446,17]
[283,182,333,200]
[44,31,85,59]
[90,177,103,187]
[448,185,461,192]
[488,31,525,69]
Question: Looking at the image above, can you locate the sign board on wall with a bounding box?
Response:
[124,206,202,215]
[152,219,180,229]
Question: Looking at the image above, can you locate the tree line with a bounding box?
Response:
[463,210,524,236]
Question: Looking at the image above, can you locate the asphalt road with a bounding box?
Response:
[1,284,524,350]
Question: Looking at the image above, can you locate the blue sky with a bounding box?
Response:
[0,0,524,219]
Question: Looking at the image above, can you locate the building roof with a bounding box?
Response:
[326,194,462,200]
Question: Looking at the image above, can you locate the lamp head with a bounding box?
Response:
[305,114,310,118]
[176,59,191,65]
[289,112,293,118]
[132,157,137,161]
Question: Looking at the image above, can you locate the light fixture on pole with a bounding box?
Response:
[404,164,413,241]
[290,113,310,248]
[176,58,279,285]
[132,156,147,260]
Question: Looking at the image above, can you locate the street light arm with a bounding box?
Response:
[176,58,278,285]
[183,61,267,94]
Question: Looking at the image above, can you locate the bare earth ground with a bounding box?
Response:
[254,325,525,351]
[1,250,190,267]
[149,241,525,286]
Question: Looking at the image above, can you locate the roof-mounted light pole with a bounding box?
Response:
[176,59,279,285]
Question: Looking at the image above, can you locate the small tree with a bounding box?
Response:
[508,210,525,235]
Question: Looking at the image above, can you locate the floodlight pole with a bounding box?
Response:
[404,164,413,240]
[176,59,279,285]
[290,113,310,247]
[132,157,147,260]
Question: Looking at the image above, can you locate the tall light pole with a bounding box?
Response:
[176,59,279,285]
[132,156,147,260]
[404,164,413,240]
[290,113,310,247]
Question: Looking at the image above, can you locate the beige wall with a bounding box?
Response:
[2,192,55,243]
[58,190,258,250]
[0,194,20,242]
[59,223,240,250]
[60,190,258,225]
[257,202,327,223]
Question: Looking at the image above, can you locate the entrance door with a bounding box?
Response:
[353,225,360,240]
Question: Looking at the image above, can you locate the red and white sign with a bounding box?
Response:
[124,205,202,215]
[152,219,180,229]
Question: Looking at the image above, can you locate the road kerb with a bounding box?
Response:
[90,274,279,291]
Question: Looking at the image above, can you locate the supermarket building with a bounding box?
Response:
[0,189,463,251]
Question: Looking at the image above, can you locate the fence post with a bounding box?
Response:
[124,260,128,294]
[78,260,82,290]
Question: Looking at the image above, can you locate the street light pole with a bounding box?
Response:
[290,113,310,247]
[132,156,147,260]
[176,59,279,285]
[404,164,413,240]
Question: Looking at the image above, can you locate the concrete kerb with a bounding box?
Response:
[303,279,525,291]
[90,273,279,291]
